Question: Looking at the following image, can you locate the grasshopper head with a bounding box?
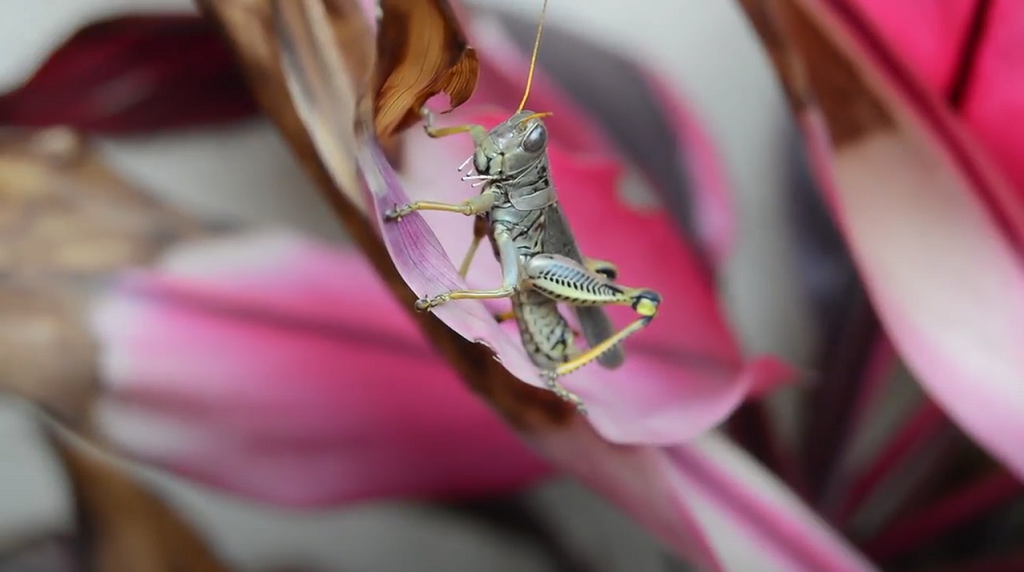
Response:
[473,110,549,179]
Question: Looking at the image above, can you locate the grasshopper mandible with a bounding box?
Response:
[383,0,661,413]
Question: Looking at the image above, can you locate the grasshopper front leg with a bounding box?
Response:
[420,107,488,142]
[524,253,661,378]
[384,188,495,222]
[414,227,523,311]
[383,109,493,222]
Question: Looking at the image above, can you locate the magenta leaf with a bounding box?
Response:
[782,0,1024,482]
[361,107,790,445]
[92,231,552,507]
[529,421,879,572]
[490,9,736,269]
[356,6,793,445]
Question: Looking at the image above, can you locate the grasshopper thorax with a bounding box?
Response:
[473,110,549,180]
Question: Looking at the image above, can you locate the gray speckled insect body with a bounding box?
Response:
[383,0,661,413]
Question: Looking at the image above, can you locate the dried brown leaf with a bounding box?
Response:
[0,534,80,572]
[196,0,572,429]
[276,0,377,207]
[732,0,813,110]
[0,128,211,425]
[374,0,479,140]
[733,0,894,145]
[197,0,375,210]
[0,128,207,280]
[773,0,892,143]
[46,428,237,572]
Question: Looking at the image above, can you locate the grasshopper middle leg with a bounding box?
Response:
[457,216,491,278]
[413,227,522,311]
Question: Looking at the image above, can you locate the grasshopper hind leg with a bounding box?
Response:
[577,256,625,370]
[542,370,588,413]
[523,253,661,405]
[583,257,618,281]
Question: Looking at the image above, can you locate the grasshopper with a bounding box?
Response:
[383,0,661,413]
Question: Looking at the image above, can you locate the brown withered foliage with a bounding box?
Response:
[0,427,333,572]
[196,0,573,428]
[0,128,212,426]
[45,427,237,572]
[0,533,81,572]
[731,0,894,145]
[197,0,375,211]
[374,0,479,140]
[277,0,378,205]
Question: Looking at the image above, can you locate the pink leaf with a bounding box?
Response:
[788,0,1024,479]
[847,0,1024,236]
[364,102,790,445]
[530,421,879,572]
[91,231,552,507]
[959,2,1024,205]
[843,0,978,93]
[458,12,616,159]
[91,235,872,570]
[467,11,737,268]
[354,6,793,445]
[645,72,738,269]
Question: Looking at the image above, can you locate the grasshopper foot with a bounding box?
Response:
[541,370,587,415]
[420,107,438,137]
[414,292,451,312]
[383,204,413,222]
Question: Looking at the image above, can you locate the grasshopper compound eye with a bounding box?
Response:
[522,124,547,153]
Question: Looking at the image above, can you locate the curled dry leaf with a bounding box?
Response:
[276,0,377,209]
[0,128,208,425]
[197,0,375,212]
[374,0,479,140]
[198,0,574,428]
[45,427,236,572]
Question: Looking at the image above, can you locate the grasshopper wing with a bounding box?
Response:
[542,205,626,369]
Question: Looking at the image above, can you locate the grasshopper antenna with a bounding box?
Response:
[516,0,549,113]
